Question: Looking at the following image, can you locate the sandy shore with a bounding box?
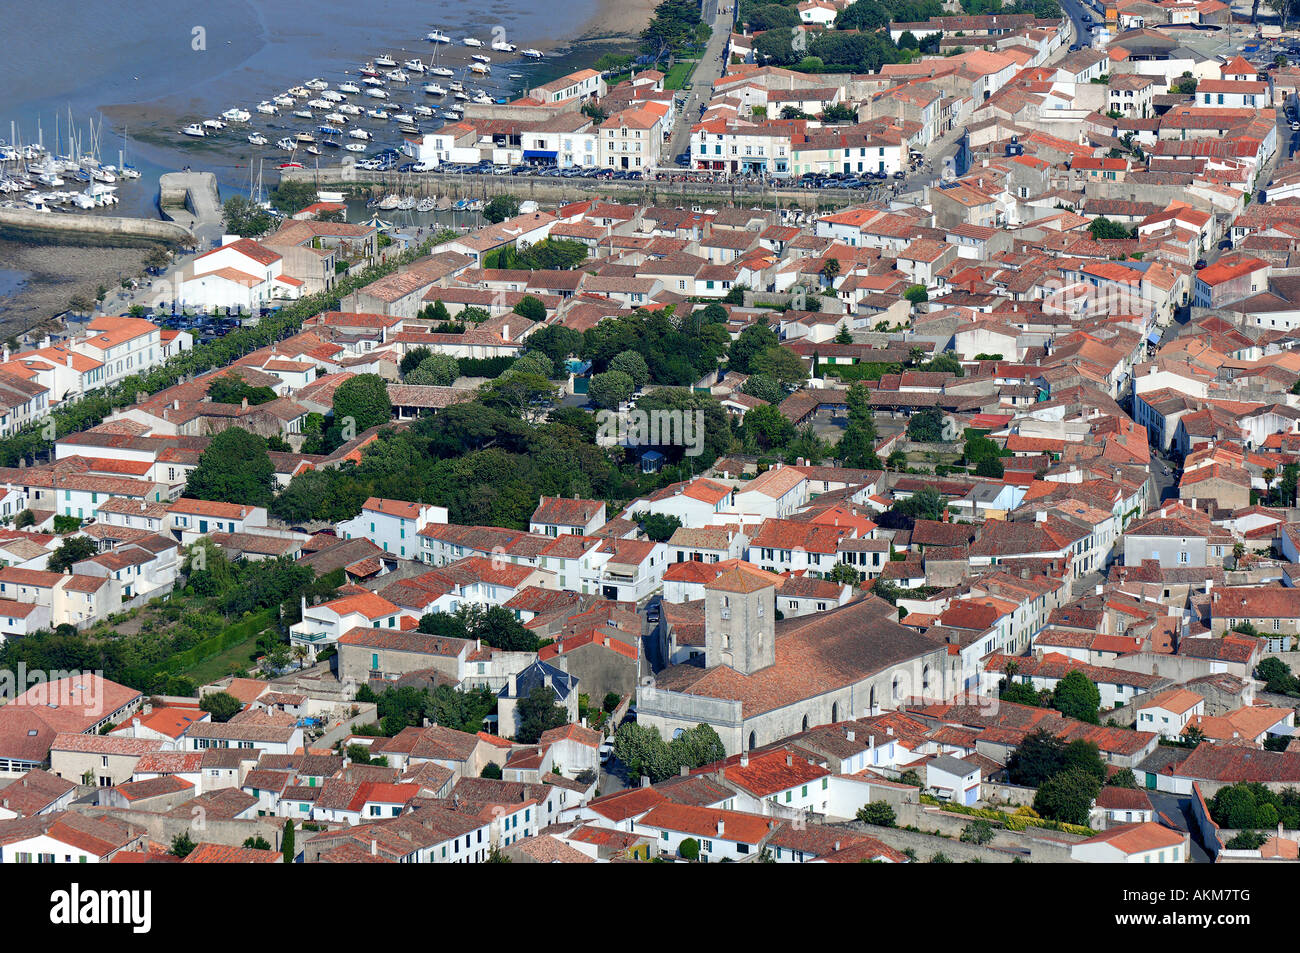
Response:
[576,0,660,42]
[0,241,151,339]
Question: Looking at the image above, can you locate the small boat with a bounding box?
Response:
[273,94,294,107]
[404,58,426,73]
[426,30,450,43]
[399,124,420,135]
[338,82,361,94]
[181,123,207,138]
[338,103,362,115]
[287,85,311,98]
[416,197,436,212]
[454,90,470,101]
[448,80,464,91]
[296,132,317,143]
[491,40,516,52]
[412,105,434,117]
[387,69,410,83]
[278,161,304,169]
[248,133,269,146]
[472,91,492,104]
[318,125,343,136]
[321,90,345,102]
[277,137,296,150]
[471,53,491,63]
[366,107,389,120]
[305,144,321,156]
[396,196,415,210]
[256,101,278,114]
[508,73,523,80]
[365,87,390,99]
[325,112,348,125]
[305,78,329,90]
[307,99,332,109]
[322,139,341,149]
[374,53,397,67]
[202,118,226,130]
[463,37,483,47]
[429,66,455,78]
[348,128,373,141]
[443,106,462,119]
[118,165,141,180]
[521,49,543,59]
[378,193,402,209]
[292,109,313,119]
[391,112,415,124]
[36,171,64,186]
[423,83,446,96]
[362,76,386,87]
[359,64,381,77]
[345,143,367,153]
[469,62,489,75]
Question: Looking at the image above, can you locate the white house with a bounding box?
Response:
[337,497,448,560]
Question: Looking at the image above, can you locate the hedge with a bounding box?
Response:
[920,794,1096,837]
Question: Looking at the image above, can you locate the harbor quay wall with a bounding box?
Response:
[0,208,193,247]
[278,166,833,210]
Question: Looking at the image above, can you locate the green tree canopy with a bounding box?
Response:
[184,427,276,507]
[332,373,393,433]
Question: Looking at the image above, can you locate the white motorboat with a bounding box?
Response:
[321,89,345,102]
[469,62,489,75]
[36,171,64,186]
[417,197,436,212]
[423,83,446,96]
[396,196,415,210]
[412,105,434,117]
[362,76,386,87]
[71,191,95,210]
[463,37,483,47]
[221,108,251,122]
[426,30,450,43]
[202,118,226,130]
[292,109,313,119]
[248,133,269,146]
[374,53,397,67]
[454,90,470,101]
[471,53,491,63]
[338,103,362,115]
[296,132,317,143]
[326,112,348,125]
[273,94,294,107]
[287,85,310,98]
[338,82,361,94]
[348,128,372,140]
[443,106,463,119]
[345,143,367,153]
[305,145,321,156]
[472,91,492,104]
[429,66,455,77]
[277,137,296,150]
[307,99,332,109]
[256,101,278,114]
[391,112,415,124]
[181,123,207,138]
[365,88,390,99]
[491,40,517,52]
[448,80,464,91]
[366,107,389,120]
[90,167,116,183]
[521,49,543,58]
[508,73,523,80]
[378,194,402,209]
[387,69,410,83]
[305,78,329,90]
[404,58,427,73]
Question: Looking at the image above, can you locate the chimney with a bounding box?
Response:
[508,673,517,696]
[680,764,689,777]
[886,727,893,737]
[640,775,651,788]
[785,752,792,766]
[1034,511,1047,523]
[1095,584,1103,596]
[143,703,152,715]
[1204,579,1212,594]
[502,322,509,342]
[370,839,377,857]
[834,840,841,851]
[846,729,855,742]
[241,397,248,410]
[740,751,749,767]
[132,717,141,730]
[716,819,725,837]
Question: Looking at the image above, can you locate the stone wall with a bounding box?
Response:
[0,208,192,247]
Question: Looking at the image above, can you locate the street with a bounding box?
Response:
[662,0,731,165]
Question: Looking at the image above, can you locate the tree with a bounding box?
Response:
[907,408,946,443]
[269,180,317,216]
[1006,729,1067,787]
[679,837,701,860]
[904,284,928,305]
[200,691,243,723]
[222,196,274,238]
[745,404,796,450]
[282,820,295,863]
[897,486,945,522]
[481,762,503,779]
[513,295,547,322]
[144,245,171,272]
[169,833,197,858]
[588,370,635,410]
[856,801,896,827]
[406,354,460,386]
[332,373,392,433]
[47,536,97,573]
[184,427,276,507]
[1108,768,1139,789]
[243,835,272,850]
[515,684,568,744]
[609,350,651,388]
[741,373,784,404]
[1052,670,1101,724]
[1033,767,1101,825]
[483,194,521,224]
[960,819,995,844]
[1087,216,1134,241]
[974,457,1004,478]
[838,383,882,469]
[752,346,809,387]
[208,375,276,406]
[1000,680,1044,707]
[835,324,853,345]
[642,512,682,542]
[728,322,779,374]
[828,562,858,585]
